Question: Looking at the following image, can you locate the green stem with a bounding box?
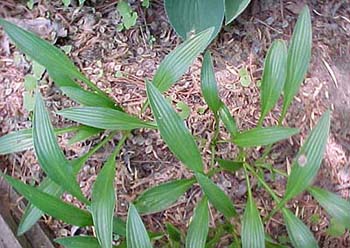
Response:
[210,113,220,167]
[255,162,288,177]
[245,163,280,203]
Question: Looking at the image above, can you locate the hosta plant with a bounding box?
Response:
[1,5,349,248]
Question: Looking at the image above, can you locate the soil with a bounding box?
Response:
[0,0,349,247]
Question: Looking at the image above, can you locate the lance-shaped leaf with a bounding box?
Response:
[241,193,265,248]
[284,111,330,201]
[196,173,236,218]
[55,236,100,248]
[153,28,213,92]
[282,208,318,248]
[134,178,195,214]
[17,178,63,235]
[260,40,287,122]
[233,127,299,147]
[164,0,223,41]
[166,222,183,244]
[113,217,127,236]
[146,82,203,172]
[0,126,87,155]
[224,0,251,25]
[1,174,92,227]
[308,187,350,229]
[58,107,156,130]
[33,92,87,203]
[201,51,222,113]
[126,204,152,248]
[282,6,312,118]
[60,86,119,110]
[67,126,103,145]
[216,159,243,172]
[91,153,117,248]
[0,18,112,104]
[185,197,209,248]
[0,129,33,155]
[218,104,238,137]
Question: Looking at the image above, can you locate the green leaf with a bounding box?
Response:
[33,92,87,203]
[164,0,224,41]
[91,153,117,248]
[113,217,127,236]
[58,107,156,130]
[201,51,222,113]
[282,208,318,248]
[185,197,209,248]
[0,18,114,106]
[326,218,346,237]
[196,173,236,218]
[224,0,251,25]
[146,82,203,172]
[284,111,330,201]
[2,174,92,227]
[282,6,312,118]
[176,101,191,120]
[260,40,287,122]
[166,222,183,243]
[153,28,213,92]
[233,127,299,147]
[24,75,37,91]
[134,178,194,214]
[239,68,251,87]
[60,86,118,110]
[216,159,243,172]
[17,178,63,235]
[308,186,350,229]
[55,236,100,248]
[218,104,238,137]
[68,126,102,145]
[126,204,152,248]
[241,194,265,248]
[0,129,33,155]
[23,92,35,111]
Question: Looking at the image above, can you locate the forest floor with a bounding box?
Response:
[0,0,349,247]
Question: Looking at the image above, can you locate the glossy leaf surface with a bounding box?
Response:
[224,0,251,25]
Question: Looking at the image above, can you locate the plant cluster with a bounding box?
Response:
[0,3,349,248]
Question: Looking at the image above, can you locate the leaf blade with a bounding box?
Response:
[146,82,203,172]
[196,173,236,218]
[58,107,156,130]
[126,204,152,248]
[224,0,251,25]
[233,127,299,147]
[201,51,222,113]
[134,179,195,214]
[91,153,117,248]
[241,194,265,248]
[218,104,238,137]
[185,197,209,248]
[284,111,330,201]
[2,174,93,227]
[164,0,223,40]
[282,208,318,248]
[153,28,213,92]
[55,236,100,248]
[282,6,312,117]
[33,92,87,203]
[308,187,350,229]
[260,40,287,121]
